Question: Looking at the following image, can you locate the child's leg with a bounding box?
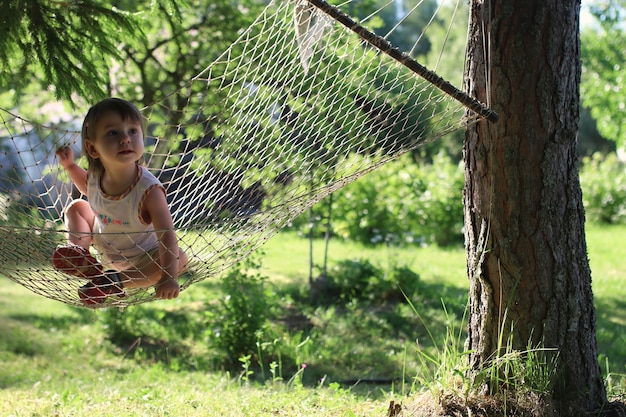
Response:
[64,199,95,249]
[53,199,101,278]
[118,248,189,289]
[78,249,188,305]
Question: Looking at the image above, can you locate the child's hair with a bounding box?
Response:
[81,98,145,176]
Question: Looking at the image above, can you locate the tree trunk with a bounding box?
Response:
[463,0,607,413]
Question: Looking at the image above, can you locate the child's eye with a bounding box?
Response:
[106,130,119,137]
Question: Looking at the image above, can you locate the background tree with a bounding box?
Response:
[0,0,260,112]
[581,0,626,150]
[107,0,262,109]
[0,0,263,160]
[0,0,161,101]
[463,0,618,414]
[102,0,263,171]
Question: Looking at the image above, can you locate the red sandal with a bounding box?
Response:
[78,272,126,306]
[52,245,103,278]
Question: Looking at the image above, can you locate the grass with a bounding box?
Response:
[586,224,626,396]
[0,224,625,416]
[0,279,391,416]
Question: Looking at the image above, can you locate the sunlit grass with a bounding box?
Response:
[1,364,389,416]
[587,223,626,300]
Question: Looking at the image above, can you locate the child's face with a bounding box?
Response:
[85,111,144,169]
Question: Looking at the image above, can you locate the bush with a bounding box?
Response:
[100,255,275,370]
[412,152,465,246]
[316,258,421,304]
[290,153,465,247]
[580,152,626,224]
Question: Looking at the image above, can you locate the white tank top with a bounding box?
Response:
[88,165,164,270]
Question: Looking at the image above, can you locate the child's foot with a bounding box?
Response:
[52,244,102,278]
[78,271,126,306]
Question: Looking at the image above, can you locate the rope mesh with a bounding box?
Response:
[0,0,494,308]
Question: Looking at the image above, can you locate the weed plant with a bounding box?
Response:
[204,256,272,366]
[409,299,562,416]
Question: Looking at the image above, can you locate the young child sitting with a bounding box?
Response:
[53,98,188,306]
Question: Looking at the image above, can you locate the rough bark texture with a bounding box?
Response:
[463,0,607,413]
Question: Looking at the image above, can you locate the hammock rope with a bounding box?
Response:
[0,0,496,308]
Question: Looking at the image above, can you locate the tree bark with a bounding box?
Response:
[463,0,607,413]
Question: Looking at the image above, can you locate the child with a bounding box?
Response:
[53,98,188,306]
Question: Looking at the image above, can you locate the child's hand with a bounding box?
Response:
[155,277,180,300]
[56,145,75,169]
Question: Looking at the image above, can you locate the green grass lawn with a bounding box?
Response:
[0,224,624,416]
[586,224,626,392]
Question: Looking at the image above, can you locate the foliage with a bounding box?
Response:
[580,152,626,224]
[291,153,465,247]
[0,195,49,228]
[352,0,440,57]
[421,1,469,90]
[291,149,625,251]
[108,0,261,107]
[0,0,260,109]
[410,152,465,246]
[588,0,626,27]
[99,256,274,370]
[581,0,626,149]
[0,0,141,101]
[410,299,559,417]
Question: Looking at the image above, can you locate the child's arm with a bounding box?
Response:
[56,146,88,195]
[143,187,181,299]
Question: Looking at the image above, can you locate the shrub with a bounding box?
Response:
[413,152,465,246]
[580,152,626,224]
[316,258,421,304]
[289,153,465,247]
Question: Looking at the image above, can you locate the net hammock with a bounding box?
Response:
[0,0,496,308]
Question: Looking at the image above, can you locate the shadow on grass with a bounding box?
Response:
[275,277,469,395]
[0,315,73,388]
[6,308,95,329]
[595,295,626,377]
[0,254,473,398]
